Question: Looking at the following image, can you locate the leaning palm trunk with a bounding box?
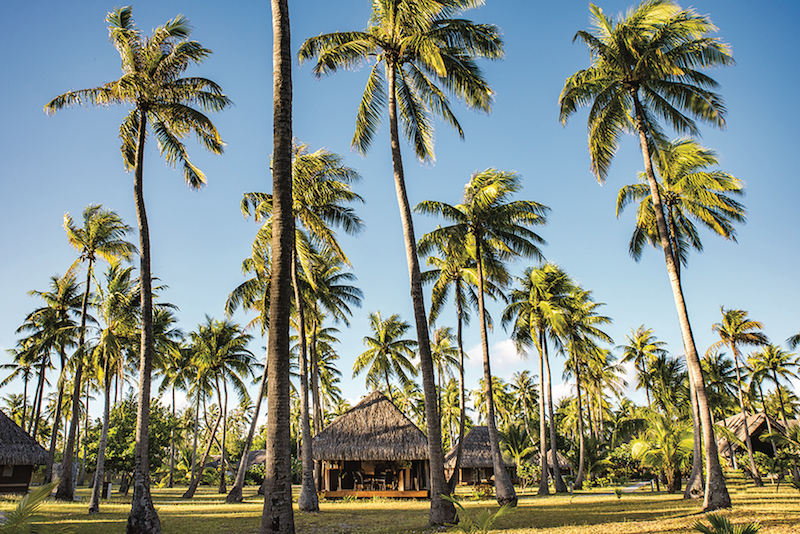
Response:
[189,393,200,489]
[684,375,705,499]
[79,381,90,486]
[89,365,112,513]
[128,110,162,533]
[474,238,516,506]
[632,94,730,511]
[228,353,268,503]
[292,256,319,512]
[544,342,568,492]
[574,365,587,489]
[447,293,467,492]
[218,381,228,494]
[537,344,549,495]
[385,65,455,523]
[732,352,762,486]
[259,1,295,531]
[45,348,67,483]
[56,263,92,501]
[182,411,223,499]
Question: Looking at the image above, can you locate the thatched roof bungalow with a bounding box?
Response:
[717,412,785,461]
[0,410,48,494]
[444,426,514,485]
[312,391,429,497]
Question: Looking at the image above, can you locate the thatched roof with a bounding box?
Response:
[0,410,48,465]
[313,391,428,461]
[444,426,514,469]
[718,412,785,445]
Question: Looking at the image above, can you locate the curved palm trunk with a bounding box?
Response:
[189,392,200,488]
[182,411,223,499]
[731,349,762,486]
[218,380,228,494]
[45,347,67,484]
[168,387,176,488]
[684,374,705,499]
[89,363,112,513]
[386,63,456,523]
[56,261,92,501]
[537,338,550,495]
[79,380,90,486]
[447,290,467,492]
[127,109,162,534]
[228,352,268,503]
[474,238,516,506]
[632,92,730,511]
[30,359,47,438]
[260,2,295,530]
[573,364,586,489]
[756,383,778,457]
[292,255,319,512]
[543,341,567,492]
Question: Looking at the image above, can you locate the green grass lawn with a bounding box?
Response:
[2,474,798,534]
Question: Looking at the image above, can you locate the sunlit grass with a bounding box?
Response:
[0,473,798,533]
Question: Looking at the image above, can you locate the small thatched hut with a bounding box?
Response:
[0,410,48,494]
[313,391,429,497]
[444,426,514,485]
[717,412,785,461]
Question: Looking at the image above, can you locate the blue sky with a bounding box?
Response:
[1,0,799,418]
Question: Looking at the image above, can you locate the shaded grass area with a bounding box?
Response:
[1,474,798,534]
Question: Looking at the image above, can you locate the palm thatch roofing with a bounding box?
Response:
[718,412,785,445]
[0,410,48,465]
[313,391,429,461]
[444,426,514,469]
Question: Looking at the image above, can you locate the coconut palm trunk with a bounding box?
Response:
[731,349,762,485]
[631,94,730,510]
[543,341,568,492]
[537,338,549,495]
[385,65,455,521]
[260,0,295,531]
[182,411,223,499]
[128,110,162,534]
[574,364,587,489]
[474,237,516,506]
[447,290,467,492]
[228,355,268,503]
[56,263,92,501]
[189,392,200,489]
[291,255,319,512]
[169,387,176,488]
[89,361,112,513]
[684,374,705,498]
[218,380,228,494]
[45,346,67,484]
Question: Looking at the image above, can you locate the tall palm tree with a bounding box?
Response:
[45,8,230,530]
[354,312,418,399]
[430,326,459,415]
[25,274,82,484]
[261,2,293,529]
[502,262,573,493]
[0,353,35,430]
[55,205,134,501]
[89,262,140,514]
[749,345,799,431]
[242,143,363,511]
[618,326,667,408]
[559,286,612,489]
[417,169,548,505]
[709,307,769,486]
[559,0,735,511]
[299,1,503,522]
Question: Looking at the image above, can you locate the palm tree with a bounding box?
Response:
[709,307,769,486]
[45,8,230,530]
[299,1,503,522]
[559,0,735,511]
[502,262,573,493]
[0,355,35,429]
[25,274,82,484]
[616,138,746,279]
[632,411,693,493]
[559,286,612,489]
[89,262,140,514]
[618,326,667,408]
[241,143,363,512]
[749,345,798,431]
[354,312,418,399]
[418,169,548,505]
[55,205,135,501]
[430,326,459,415]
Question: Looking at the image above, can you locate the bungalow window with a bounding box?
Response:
[1,465,13,477]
